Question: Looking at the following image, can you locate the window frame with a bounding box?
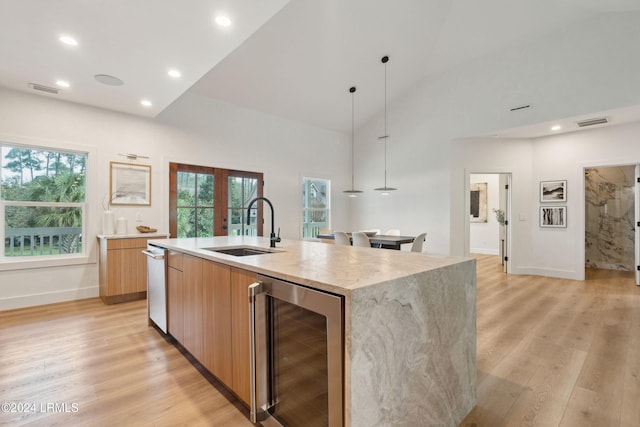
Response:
[0,135,95,271]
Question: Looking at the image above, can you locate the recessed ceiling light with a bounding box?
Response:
[59,35,78,46]
[168,69,181,78]
[215,15,231,27]
[56,80,70,88]
[551,125,561,131]
[141,99,152,107]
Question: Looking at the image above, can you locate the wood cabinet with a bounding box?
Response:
[98,236,152,304]
[167,251,184,343]
[203,261,232,385]
[164,252,257,406]
[182,255,204,361]
[230,267,256,405]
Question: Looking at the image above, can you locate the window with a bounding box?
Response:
[1,143,87,258]
[169,163,263,238]
[302,177,330,238]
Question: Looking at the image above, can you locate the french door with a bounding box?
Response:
[169,163,263,238]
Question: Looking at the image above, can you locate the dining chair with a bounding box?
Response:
[411,232,427,252]
[333,231,351,246]
[385,229,400,236]
[352,232,371,248]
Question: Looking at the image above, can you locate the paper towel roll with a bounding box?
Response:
[116,217,128,234]
[103,211,115,235]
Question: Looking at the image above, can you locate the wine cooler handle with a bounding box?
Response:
[248,281,264,424]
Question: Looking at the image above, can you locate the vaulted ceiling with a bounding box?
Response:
[2,0,639,134]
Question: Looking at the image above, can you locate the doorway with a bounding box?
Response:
[468,172,511,273]
[584,165,637,282]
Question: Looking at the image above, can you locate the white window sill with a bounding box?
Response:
[0,254,93,272]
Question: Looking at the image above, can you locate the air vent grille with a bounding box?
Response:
[576,117,608,127]
[28,83,59,94]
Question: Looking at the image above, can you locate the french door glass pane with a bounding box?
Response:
[228,176,259,236]
[176,171,214,236]
[177,207,195,238]
[197,173,214,206]
[197,207,214,237]
[177,172,195,206]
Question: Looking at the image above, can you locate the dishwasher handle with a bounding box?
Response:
[142,249,165,260]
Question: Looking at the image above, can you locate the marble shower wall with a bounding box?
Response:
[585,166,635,271]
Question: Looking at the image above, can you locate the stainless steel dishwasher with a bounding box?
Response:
[143,244,167,333]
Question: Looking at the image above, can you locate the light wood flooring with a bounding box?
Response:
[0,299,252,426]
[460,254,640,427]
[1,255,639,426]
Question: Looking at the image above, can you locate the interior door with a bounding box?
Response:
[635,164,639,285]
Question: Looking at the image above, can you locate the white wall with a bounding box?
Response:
[351,11,640,262]
[0,88,350,309]
[469,174,500,255]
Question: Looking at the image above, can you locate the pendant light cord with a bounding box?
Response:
[351,87,356,190]
[383,58,388,187]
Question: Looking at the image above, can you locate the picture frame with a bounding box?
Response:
[540,206,566,228]
[470,182,488,223]
[540,180,567,202]
[110,161,151,206]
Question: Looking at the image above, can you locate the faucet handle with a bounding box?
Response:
[276,227,281,242]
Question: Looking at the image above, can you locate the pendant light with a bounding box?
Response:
[343,86,363,197]
[374,55,397,195]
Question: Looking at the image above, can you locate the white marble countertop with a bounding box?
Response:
[147,236,471,296]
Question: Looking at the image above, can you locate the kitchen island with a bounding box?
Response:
[149,236,476,427]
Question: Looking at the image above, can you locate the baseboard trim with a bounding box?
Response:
[470,248,499,255]
[0,286,99,311]
[511,266,581,281]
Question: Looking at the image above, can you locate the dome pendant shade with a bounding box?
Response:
[374,55,397,193]
[344,86,363,196]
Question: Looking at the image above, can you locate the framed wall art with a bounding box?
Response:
[540,206,566,228]
[110,161,151,206]
[540,180,567,202]
[470,182,488,223]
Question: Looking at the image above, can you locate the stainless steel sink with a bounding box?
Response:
[201,246,278,257]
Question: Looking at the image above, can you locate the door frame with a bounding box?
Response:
[464,169,513,274]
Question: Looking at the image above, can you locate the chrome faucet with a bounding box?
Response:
[246,197,281,248]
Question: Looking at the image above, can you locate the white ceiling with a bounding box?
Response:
[0,0,290,117]
[2,0,640,134]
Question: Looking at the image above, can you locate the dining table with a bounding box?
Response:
[316,233,418,250]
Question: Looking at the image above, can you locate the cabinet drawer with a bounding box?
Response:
[168,251,183,270]
[107,237,149,250]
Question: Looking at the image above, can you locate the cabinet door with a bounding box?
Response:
[230,267,257,405]
[203,261,232,385]
[182,255,203,361]
[167,266,184,343]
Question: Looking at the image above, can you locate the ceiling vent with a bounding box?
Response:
[28,83,60,95]
[576,117,608,127]
[510,104,530,112]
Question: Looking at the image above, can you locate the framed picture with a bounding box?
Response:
[110,162,151,206]
[540,206,566,228]
[540,180,567,202]
[470,182,488,223]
